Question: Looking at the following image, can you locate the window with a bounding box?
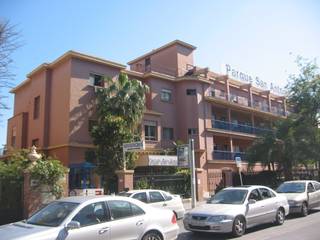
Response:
[149,191,165,203]
[259,188,274,199]
[11,126,16,147]
[89,73,104,87]
[186,89,196,96]
[32,139,39,147]
[161,191,173,201]
[107,200,144,220]
[248,189,262,201]
[144,121,157,141]
[132,192,148,203]
[72,202,109,227]
[160,89,172,102]
[188,128,198,135]
[131,203,145,216]
[163,127,174,140]
[33,96,40,119]
[307,183,315,193]
[145,58,151,71]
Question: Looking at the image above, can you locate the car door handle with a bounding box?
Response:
[98,227,110,234]
[136,220,144,226]
[163,203,167,206]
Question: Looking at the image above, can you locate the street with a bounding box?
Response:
[177,208,320,240]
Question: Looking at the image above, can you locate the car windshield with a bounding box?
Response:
[276,182,306,193]
[26,201,79,227]
[208,189,248,204]
[117,192,132,197]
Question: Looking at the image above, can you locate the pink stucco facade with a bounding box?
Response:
[6,40,286,197]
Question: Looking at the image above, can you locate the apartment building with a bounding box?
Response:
[6,40,286,197]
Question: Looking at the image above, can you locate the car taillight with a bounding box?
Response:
[171,213,177,224]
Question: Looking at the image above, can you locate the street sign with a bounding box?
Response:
[177,144,189,167]
[235,156,242,168]
[123,141,145,151]
[148,155,178,166]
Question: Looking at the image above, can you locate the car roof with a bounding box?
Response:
[224,185,271,191]
[126,189,167,194]
[282,180,314,184]
[56,195,134,204]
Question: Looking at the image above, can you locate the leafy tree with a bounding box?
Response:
[247,57,320,180]
[90,73,149,186]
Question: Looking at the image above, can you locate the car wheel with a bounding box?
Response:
[301,202,308,217]
[232,216,246,237]
[142,231,162,240]
[275,208,285,225]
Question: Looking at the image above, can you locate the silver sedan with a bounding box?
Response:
[183,185,289,237]
[0,195,179,240]
[276,180,320,216]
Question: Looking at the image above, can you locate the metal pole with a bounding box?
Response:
[189,139,196,208]
[238,167,243,186]
[123,148,126,170]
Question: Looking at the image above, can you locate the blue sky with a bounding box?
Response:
[0,0,319,147]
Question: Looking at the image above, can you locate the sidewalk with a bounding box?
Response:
[182,198,207,211]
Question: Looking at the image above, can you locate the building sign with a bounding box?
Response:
[177,145,190,167]
[224,64,286,96]
[123,141,145,151]
[148,155,178,166]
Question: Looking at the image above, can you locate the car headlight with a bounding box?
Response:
[184,213,192,220]
[207,215,230,222]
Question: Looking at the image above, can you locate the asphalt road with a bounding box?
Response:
[177,208,320,240]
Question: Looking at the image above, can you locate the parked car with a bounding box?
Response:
[276,180,320,216]
[118,189,185,219]
[0,195,179,240]
[183,185,289,237]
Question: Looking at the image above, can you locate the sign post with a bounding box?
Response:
[177,144,189,167]
[189,139,196,208]
[235,156,243,186]
[122,141,145,170]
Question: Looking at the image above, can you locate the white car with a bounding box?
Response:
[183,185,289,237]
[276,180,320,216]
[0,195,179,240]
[119,189,185,219]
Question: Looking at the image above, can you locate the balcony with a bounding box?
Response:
[211,119,273,136]
[271,106,285,116]
[213,150,246,161]
[211,89,226,100]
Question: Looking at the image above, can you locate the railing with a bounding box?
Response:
[211,89,226,100]
[213,150,246,161]
[271,106,285,116]
[208,89,286,116]
[211,119,273,135]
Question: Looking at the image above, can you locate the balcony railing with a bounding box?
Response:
[213,150,246,161]
[211,119,273,135]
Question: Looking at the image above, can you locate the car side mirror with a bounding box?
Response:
[248,199,256,204]
[66,221,80,230]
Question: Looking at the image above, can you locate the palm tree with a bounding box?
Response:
[96,72,149,132]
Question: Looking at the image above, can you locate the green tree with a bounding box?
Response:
[247,57,320,180]
[90,73,149,187]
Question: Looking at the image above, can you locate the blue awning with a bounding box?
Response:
[69,162,96,169]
